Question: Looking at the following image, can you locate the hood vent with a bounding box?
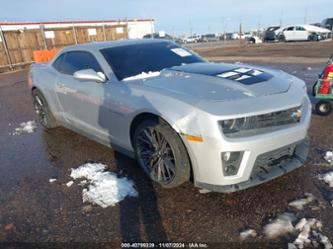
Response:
[216,67,273,84]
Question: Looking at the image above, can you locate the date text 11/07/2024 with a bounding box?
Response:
[121,242,208,248]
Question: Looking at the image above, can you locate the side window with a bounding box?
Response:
[321,19,327,26]
[286,26,294,31]
[53,54,66,73]
[60,51,103,75]
[296,26,305,31]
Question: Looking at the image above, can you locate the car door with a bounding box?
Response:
[53,51,106,137]
[295,26,308,40]
[283,26,295,41]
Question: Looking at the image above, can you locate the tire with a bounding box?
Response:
[32,89,57,128]
[308,34,317,42]
[133,119,191,188]
[279,35,286,42]
[315,100,332,116]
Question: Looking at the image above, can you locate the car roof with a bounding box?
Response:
[61,39,172,52]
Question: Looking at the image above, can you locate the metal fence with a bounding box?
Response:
[0,23,128,72]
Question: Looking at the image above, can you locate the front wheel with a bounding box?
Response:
[315,100,332,116]
[133,119,191,188]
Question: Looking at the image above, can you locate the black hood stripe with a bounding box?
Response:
[171,63,273,85]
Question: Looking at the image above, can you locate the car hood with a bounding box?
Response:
[303,25,331,33]
[143,62,293,102]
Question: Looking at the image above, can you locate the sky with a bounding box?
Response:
[0,0,331,35]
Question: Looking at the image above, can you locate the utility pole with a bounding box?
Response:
[72,23,78,44]
[304,8,308,24]
[239,19,243,47]
[279,10,284,26]
[40,24,48,50]
[189,18,193,36]
[0,25,13,70]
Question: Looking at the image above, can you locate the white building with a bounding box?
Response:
[0,19,155,39]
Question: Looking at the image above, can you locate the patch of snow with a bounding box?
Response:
[70,163,138,208]
[319,171,333,187]
[240,229,257,240]
[290,218,332,249]
[324,151,333,165]
[263,212,296,239]
[70,163,105,179]
[12,121,37,135]
[317,232,333,249]
[49,179,57,183]
[288,243,298,249]
[79,180,87,186]
[66,181,74,187]
[306,67,312,71]
[122,71,160,81]
[199,189,211,194]
[288,193,315,210]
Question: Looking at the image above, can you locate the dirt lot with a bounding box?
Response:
[192,40,333,64]
[1,42,333,249]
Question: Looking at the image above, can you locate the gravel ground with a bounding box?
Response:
[0,51,333,249]
[191,40,333,64]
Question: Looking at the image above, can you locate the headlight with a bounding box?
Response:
[221,118,248,134]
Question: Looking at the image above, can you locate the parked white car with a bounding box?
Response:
[247,35,262,44]
[277,24,331,42]
[184,35,199,43]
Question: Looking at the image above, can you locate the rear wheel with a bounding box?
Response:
[249,38,256,44]
[279,35,286,42]
[32,89,57,128]
[315,100,332,116]
[133,119,191,188]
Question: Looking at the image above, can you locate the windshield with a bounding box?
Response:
[100,41,204,80]
[267,27,280,32]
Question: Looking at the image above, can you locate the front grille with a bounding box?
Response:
[248,106,302,130]
[222,105,303,138]
[251,142,299,177]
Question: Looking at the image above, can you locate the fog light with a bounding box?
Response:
[222,151,244,176]
[225,165,236,174]
[223,152,231,161]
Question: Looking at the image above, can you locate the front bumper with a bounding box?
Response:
[196,138,309,193]
[182,93,311,193]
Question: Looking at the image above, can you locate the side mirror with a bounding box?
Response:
[73,69,106,83]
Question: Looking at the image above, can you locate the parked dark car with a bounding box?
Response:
[321,18,333,31]
[200,34,219,42]
[143,33,183,44]
[263,26,280,42]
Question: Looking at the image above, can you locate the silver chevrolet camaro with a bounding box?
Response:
[29,39,311,192]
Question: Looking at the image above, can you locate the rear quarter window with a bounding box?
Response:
[53,51,103,75]
[53,54,66,72]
